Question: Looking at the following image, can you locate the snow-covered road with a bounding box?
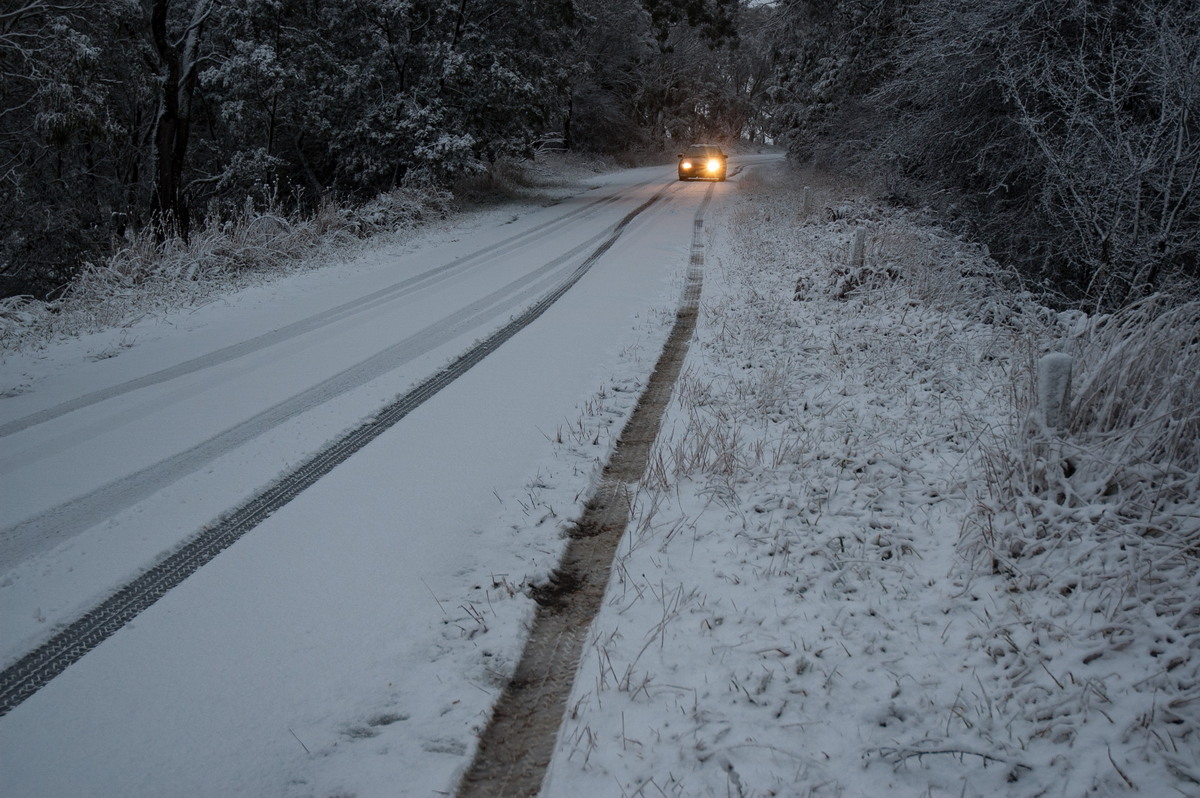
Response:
[0,157,777,796]
[4,156,1195,798]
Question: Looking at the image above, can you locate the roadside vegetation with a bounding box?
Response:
[0,180,451,351]
[545,166,1198,796]
[7,0,1193,317]
[1,0,763,302]
[0,148,654,353]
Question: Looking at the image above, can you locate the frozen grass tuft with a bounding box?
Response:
[1068,296,1200,472]
[964,293,1200,794]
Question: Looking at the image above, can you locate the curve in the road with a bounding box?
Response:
[0,179,692,563]
[0,179,682,719]
[0,177,661,440]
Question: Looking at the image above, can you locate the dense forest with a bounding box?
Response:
[3,0,1197,311]
[772,0,1200,311]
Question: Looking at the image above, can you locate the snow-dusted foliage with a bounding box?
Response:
[771,0,1200,309]
[3,0,764,299]
[1,0,577,296]
[766,0,907,157]
[544,168,1199,796]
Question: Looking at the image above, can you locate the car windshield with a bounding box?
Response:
[683,146,723,158]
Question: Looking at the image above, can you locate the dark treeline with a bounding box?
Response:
[771,0,1200,310]
[6,0,1196,310]
[1,0,766,298]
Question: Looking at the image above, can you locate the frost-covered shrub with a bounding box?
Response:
[0,296,44,349]
[335,183,452,235]
[1068,298,1200,473]
[755,168,1199,792]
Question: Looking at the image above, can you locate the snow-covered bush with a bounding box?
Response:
[773,0,1200,307]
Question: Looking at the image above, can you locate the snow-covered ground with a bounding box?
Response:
[2,158,1197,797]
[541,170,1198,797]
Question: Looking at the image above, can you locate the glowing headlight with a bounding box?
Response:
[681,160,693,169]
[706,158,721,172]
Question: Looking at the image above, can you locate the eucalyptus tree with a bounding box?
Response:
[149,0,216,237]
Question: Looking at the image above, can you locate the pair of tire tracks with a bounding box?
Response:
[455,181,717,798]
[0,204,650,564]
[0,181,654,441]
[0,178,689,718]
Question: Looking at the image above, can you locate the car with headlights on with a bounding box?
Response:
[677,144,727,181]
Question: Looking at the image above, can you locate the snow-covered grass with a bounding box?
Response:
[541,166,1199,796]
[965,294,1200,794]
[0,183,452,352]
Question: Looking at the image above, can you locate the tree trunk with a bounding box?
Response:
[150,0,211,239]
[564,94,573,151]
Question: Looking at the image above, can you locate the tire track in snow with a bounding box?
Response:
[0,231,594,561]
[456,181,717,798]
[0,180,679,718]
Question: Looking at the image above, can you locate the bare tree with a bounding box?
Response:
[997,0,1200,305]
[809,0,1200,308]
